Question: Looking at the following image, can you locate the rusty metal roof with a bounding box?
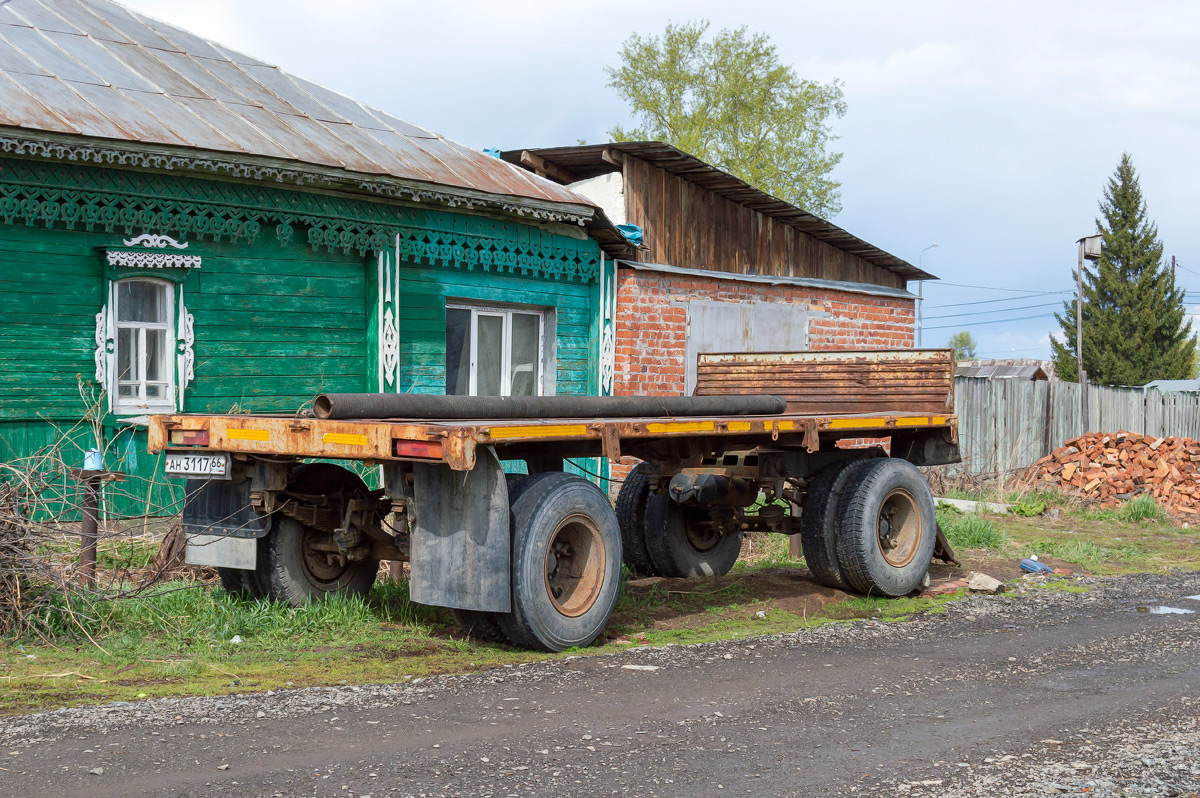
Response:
[0,0,595,215]
[500,142,933,280]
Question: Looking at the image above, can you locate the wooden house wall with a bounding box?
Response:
[396,263,597,398]
[0,189,599,516]
[621,155,905,290]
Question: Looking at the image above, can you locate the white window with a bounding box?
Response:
[446,304,545,396]
[112,278,175,413]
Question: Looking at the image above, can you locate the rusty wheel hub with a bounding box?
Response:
[301,525,348,582]
[544,514,605,618]
[876,488,922,568]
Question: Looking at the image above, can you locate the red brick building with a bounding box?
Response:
[502,142,930,403]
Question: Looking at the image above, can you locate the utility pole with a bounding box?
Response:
[1172,254,1176,282]
[1076,235,1103,432]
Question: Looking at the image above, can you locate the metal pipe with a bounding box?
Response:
[313,393,788,421]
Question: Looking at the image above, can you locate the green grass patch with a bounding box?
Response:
[937,510,1009,552]
[1086,494,1170,524]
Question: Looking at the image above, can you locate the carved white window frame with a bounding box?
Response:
[96,233,198,418]
[96,279,196,418]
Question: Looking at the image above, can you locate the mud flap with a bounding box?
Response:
[408,447,510,613]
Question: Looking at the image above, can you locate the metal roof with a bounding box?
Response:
[956,361,1050,380]
[499,142,933,281]
[1144,379,1200,393]
[0,0,595,217]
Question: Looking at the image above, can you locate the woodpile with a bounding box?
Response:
[1034,431,1200,515]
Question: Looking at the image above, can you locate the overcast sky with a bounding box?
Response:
[121,0,1200,361]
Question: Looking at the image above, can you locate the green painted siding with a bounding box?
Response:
[1,162,603,518]
[184,240,369,413]
[397,262,597,397]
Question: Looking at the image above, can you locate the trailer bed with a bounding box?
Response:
[149,409,956,470]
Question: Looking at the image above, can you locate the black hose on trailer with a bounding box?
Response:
[312,393,788,420]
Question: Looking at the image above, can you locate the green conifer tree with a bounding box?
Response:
[1051,153,1196,385]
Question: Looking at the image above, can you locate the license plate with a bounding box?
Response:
[165,452,231,479]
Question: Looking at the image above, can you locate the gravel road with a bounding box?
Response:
[2,571,1199,797]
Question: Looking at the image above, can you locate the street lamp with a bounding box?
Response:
[917,242,939,347]
[1076,234,1103,431]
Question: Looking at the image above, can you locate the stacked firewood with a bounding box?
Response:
[1033,431,1200,515]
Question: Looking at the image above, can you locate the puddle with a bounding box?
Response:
[1136,606,1196,615]
[1185,595,1200,602]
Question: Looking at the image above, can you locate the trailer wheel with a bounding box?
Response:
[498,472,623,652]
[261,516,378,605]
[217,549,267,600]
[835,458,937,597]
[452,473,532,645]
[614,462,660,577]
[643,493,743,578]
[799,460,861,591]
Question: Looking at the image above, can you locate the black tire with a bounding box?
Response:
[450,609,509,643]
[452,472,533,644]
[614,463,659,577]
[643,493,743,578]
[261,516,379,605]
[217,557,267,600]
[799,460,861,591]
[497,472,623,652]
[835,458,937,597]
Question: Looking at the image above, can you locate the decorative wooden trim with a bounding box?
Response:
[0,156,600,283]
[94,308,108,385]
[105,250,203,269]
[0,132,593,226]
[176,288,195,410]
[599,252,616,396]
[124,234,190,249]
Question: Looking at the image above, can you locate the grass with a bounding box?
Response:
[937,507,1009,552]
[6,486,1197,715]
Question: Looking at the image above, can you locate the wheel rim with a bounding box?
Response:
[875,488,922,568]
[301,525,349,584]
[684,517,722,553]
[543,514,606,618]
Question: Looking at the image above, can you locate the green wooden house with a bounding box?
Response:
[0,0,618,514]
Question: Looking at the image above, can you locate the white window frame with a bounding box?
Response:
[110,277,176,414]
[446,303,546,396]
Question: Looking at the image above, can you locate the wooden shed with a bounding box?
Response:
[502,142,932,398]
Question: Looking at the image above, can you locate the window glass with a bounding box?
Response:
[117,327,135,381]
[445,308,471,395]
[476,314,504,396]
[117,280,165,323]
[510,313,540,397]
[445,305,546,397]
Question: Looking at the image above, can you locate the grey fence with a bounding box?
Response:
[954,377,1200,475]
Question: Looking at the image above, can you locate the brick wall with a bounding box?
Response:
[614,268,916,399]
[609,268,915,486]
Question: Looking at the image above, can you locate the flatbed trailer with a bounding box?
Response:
[148,349,960,652]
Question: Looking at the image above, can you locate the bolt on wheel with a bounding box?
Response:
[543,514,606,618]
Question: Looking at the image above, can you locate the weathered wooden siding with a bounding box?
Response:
[396,262,597,397]
[621,155,905,289]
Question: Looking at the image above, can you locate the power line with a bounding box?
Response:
[924,302,1063,321]
[933,280,1073,293]
[925,291,1070,310]
[924,311,1058,331]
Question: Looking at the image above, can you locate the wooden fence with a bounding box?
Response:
[953,377,1200,475]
